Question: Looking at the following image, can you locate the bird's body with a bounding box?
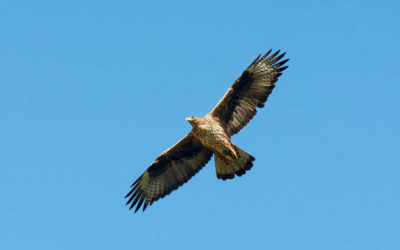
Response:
[188,115,236,160]
[125,49,289,212]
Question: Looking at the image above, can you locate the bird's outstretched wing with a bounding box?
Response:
[209,49,289,136]
[125,134,213,212]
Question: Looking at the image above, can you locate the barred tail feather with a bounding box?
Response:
[214,145,255,180]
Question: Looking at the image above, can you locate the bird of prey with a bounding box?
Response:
[125,49,289,212]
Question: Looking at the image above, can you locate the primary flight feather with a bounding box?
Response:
[125,49,289,212]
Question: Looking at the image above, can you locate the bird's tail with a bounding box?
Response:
[214,145,255,180]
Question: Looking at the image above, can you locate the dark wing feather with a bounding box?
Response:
[209,49,289,136]
[125,134,213,212]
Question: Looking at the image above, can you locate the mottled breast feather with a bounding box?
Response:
[209,50,289,136]
[192,116,234,158]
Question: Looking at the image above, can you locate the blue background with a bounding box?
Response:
[1,0,399,249]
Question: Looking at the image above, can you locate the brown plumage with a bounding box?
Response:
[126,49,289,212]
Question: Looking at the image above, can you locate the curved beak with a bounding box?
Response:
[185,117,193,122]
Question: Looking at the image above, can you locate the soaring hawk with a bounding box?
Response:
[125,49,289,212]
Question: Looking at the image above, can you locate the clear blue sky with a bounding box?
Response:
[1,0,399,249]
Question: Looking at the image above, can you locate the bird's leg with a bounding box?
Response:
[222,147,238,161]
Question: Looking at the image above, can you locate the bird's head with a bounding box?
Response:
[186,116,203,127]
